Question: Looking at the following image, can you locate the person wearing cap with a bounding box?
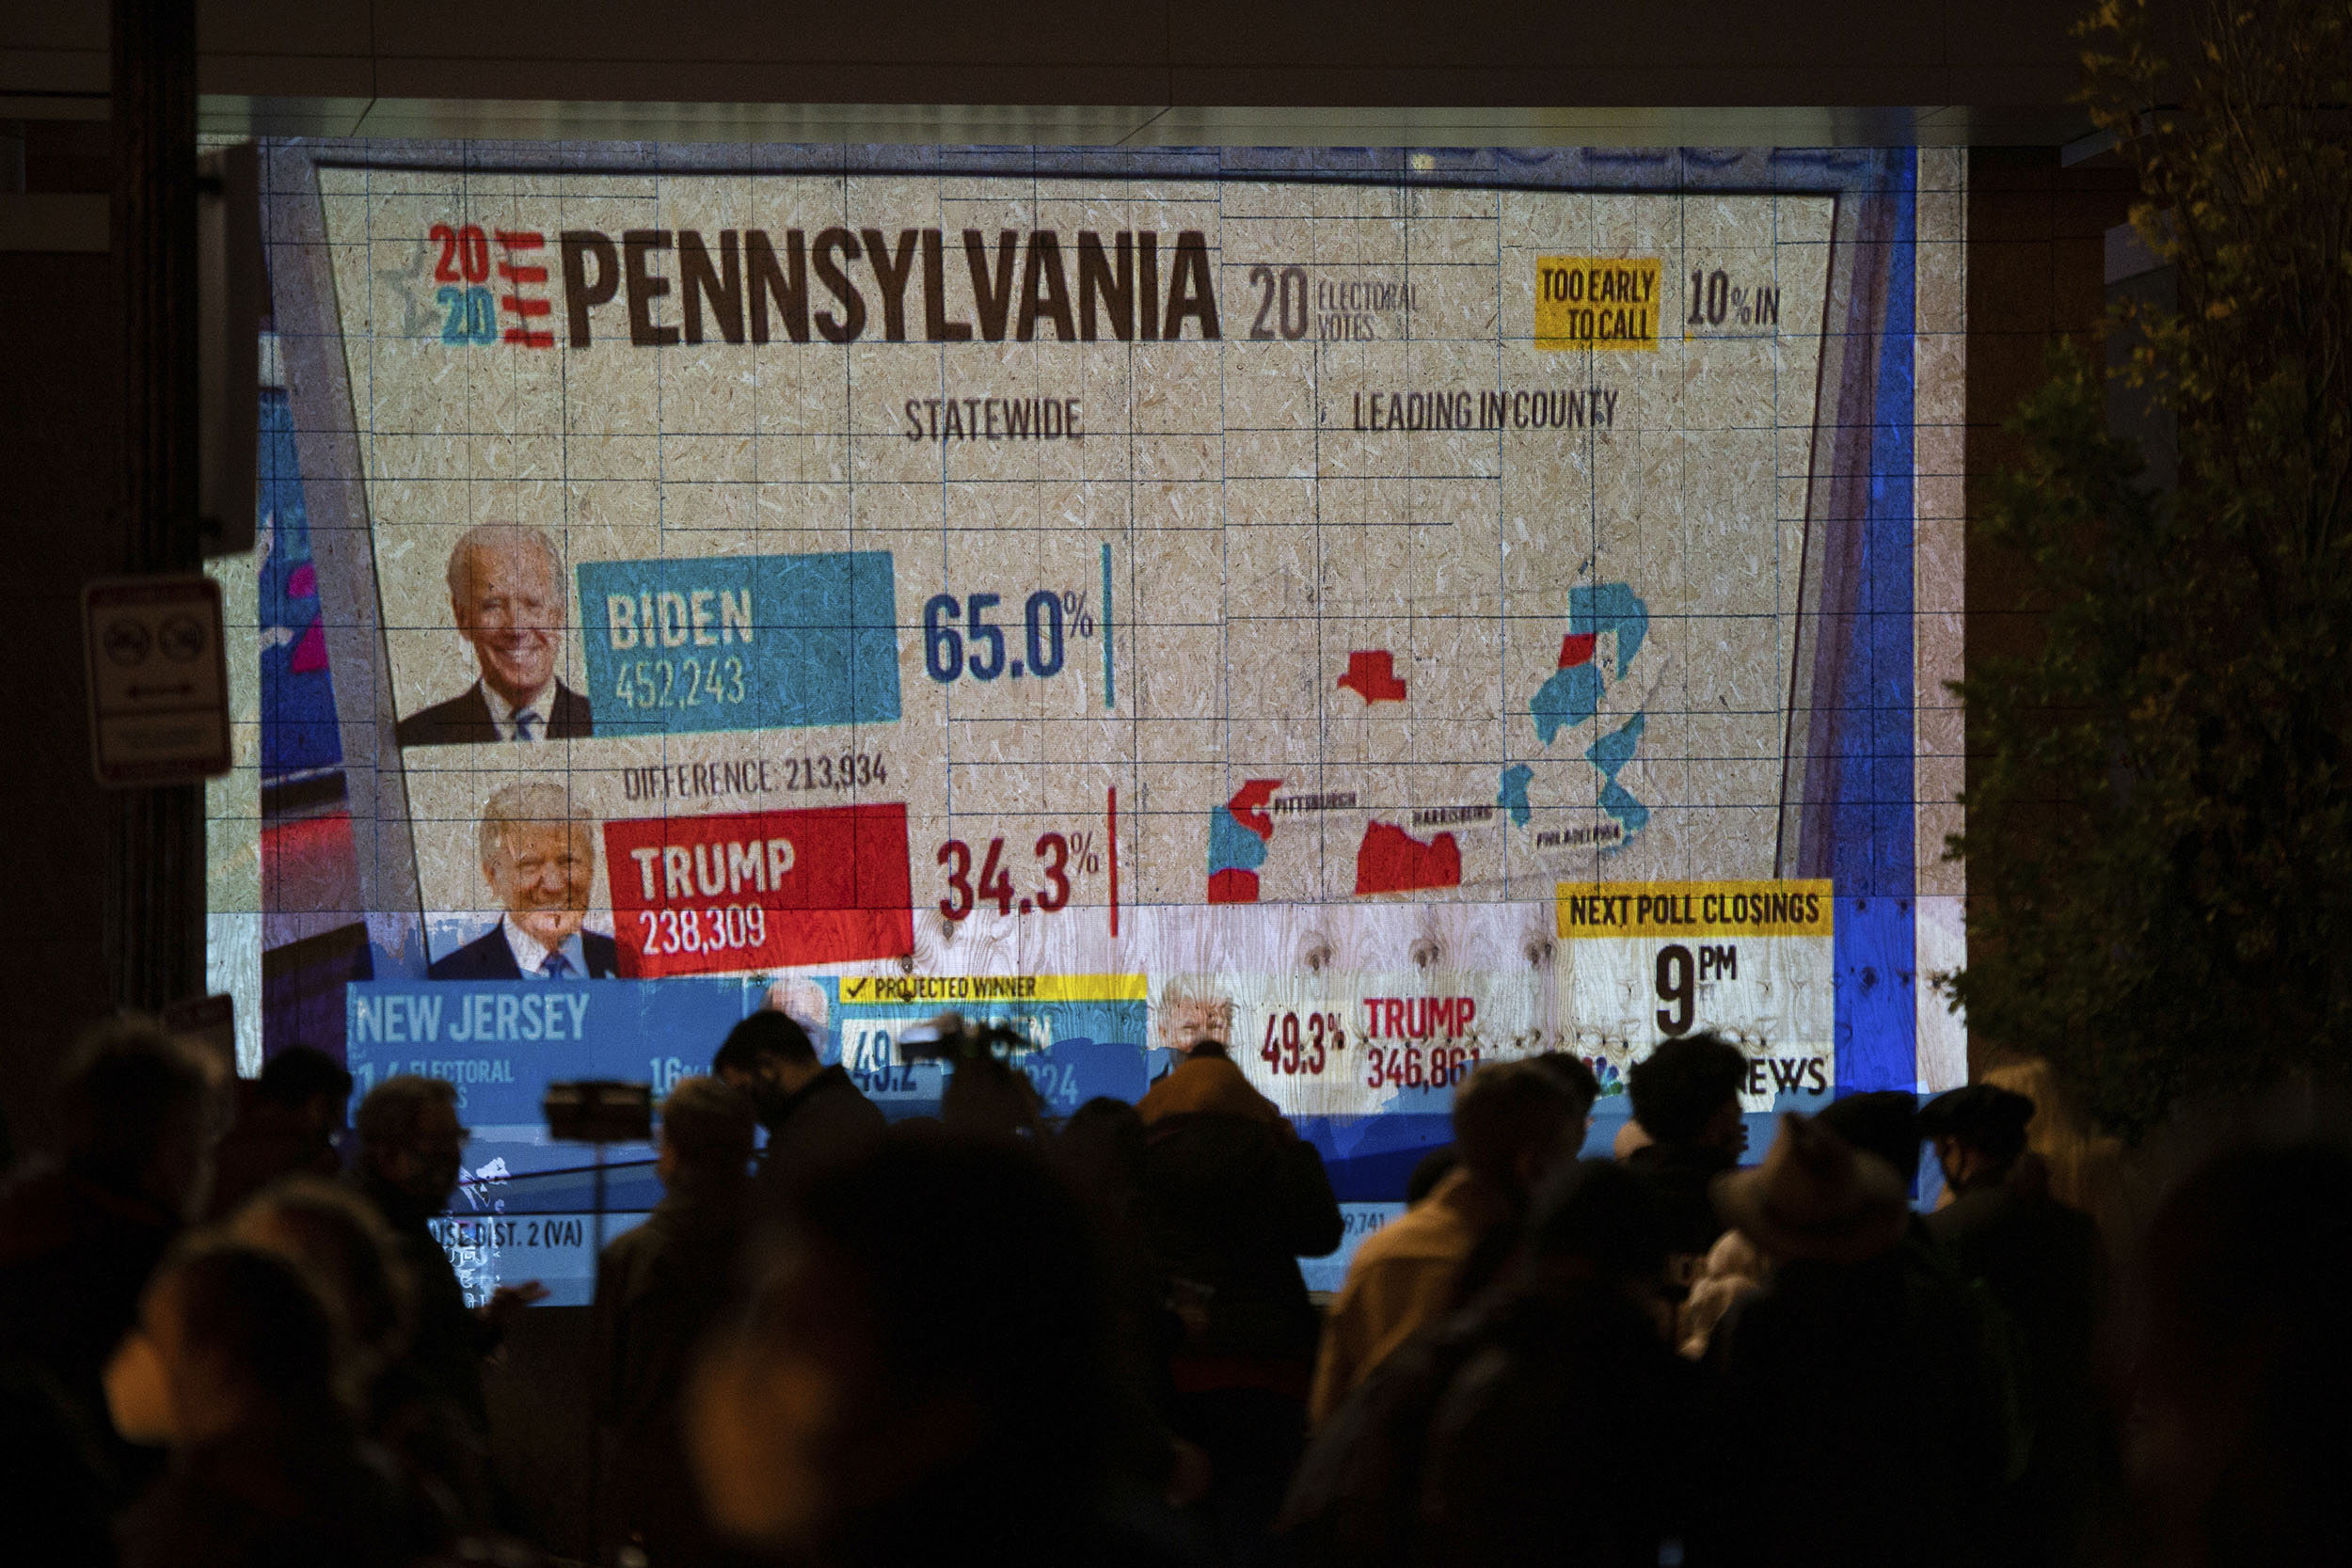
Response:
[1708,1112,2010,1568]
[1922,1083,2107,1567]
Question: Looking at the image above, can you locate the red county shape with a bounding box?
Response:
[1207,868,1262,904]
[1558,633,1597,668]
[289,620,329,673]
[1336,649,1408,703]
[1228,778,1283,839]
[1354,820,1463,895]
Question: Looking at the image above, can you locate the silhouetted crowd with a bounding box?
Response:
[3,1014,2347,1568]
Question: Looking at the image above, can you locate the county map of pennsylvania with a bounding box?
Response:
[1209,582,1653,903]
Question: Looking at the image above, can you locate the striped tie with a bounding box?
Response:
[513,707,540,741]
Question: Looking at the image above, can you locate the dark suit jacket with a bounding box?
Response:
[395,680,594,747]
[350,1171,497,1434]
[428,923,620,980]
[753,1066,887,1193]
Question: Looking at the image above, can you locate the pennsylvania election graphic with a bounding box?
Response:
[257,142,1964,1298]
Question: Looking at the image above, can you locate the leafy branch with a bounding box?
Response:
[1948,0,2352,1134]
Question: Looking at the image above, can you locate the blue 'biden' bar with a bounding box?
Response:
[576,550,901,735]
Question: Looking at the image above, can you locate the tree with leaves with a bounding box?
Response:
[1949,0,2352,1135]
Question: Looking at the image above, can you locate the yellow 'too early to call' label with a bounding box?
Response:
[1535,256,1662,350]
[1556,879,1835,939]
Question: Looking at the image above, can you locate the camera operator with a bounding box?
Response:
[714,1010,884,1193]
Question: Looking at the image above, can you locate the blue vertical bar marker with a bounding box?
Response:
[1101,541,1115,709]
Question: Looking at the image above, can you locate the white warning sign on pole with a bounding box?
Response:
[82,575,232,787]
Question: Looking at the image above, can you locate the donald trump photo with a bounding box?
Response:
[430,781,620,980]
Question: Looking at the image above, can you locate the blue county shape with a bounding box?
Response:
[1530,661,1603,748]
[1568,582,1648,672]
[1208,806,1270,875]
[1599,780,1651,839]
[1584,711,1646,783]
[1498,764,1534,827]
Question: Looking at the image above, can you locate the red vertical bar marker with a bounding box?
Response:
[1107,785,1120,939]
[495,230,556,347]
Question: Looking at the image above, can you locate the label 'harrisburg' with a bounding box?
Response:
[577,551,900,736]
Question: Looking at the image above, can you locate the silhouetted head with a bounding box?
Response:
[1055,1097,1146,1203]
[353,1076,465,1210]
[1628,1033,1750,1158]
[56,1019,226,1219]
[1526,1158,1669,1285]
[106,1239,350,1448]
[230,1175,414,1386]
[714,1010,820,1120]
[940,1053,1046,1143]
[1533,1051,1602,1115]
[1454,1060,1581,1200]
[691,1130,1111,1560]
[1405,1144,1461,1206]
[255,1047,355,1138]
[658,1073,757,1193]
[1818,1090,1922,1187]
[1920,1084,2036,1191]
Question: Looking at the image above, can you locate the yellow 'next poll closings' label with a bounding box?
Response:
[837,974,1147,1006]
[1535,256,1661,350]
[1556,880,1835,939]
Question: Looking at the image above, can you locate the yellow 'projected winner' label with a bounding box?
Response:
[1535,256,1661,350]
[1556,879,1834,939]
[837,973,1147,1006]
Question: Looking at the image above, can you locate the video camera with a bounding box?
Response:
[891,1011,1043,1067]
[542,1079,654,1145]
[897,1014,1053,1138]
[540,1080,654,1259]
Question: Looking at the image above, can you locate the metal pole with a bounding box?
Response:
[107,0,206,1011]
[593,1142,608,1258]
[589,1139,612,1565]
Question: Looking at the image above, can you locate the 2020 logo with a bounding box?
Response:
[426,224,553,348]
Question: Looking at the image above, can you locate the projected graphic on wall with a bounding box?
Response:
[252,143,1963,1300]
